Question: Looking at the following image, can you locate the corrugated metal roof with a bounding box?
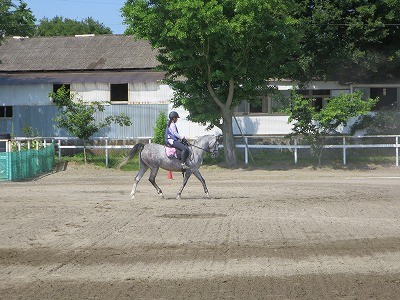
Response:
[0,71,166,85]
[0,35,159,72]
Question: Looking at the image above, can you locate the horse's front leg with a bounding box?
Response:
[193,170,210,198]
[131,165,148,199]
[176,170,192,200]
[148,167,164,198]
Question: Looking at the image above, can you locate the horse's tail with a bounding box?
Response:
[118,143,145,168]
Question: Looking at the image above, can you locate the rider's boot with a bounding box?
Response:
[181,148,189,169]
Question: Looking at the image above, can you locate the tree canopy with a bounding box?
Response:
[0,1,112,40]
[295,0,400,83]
[287,91,377,166]
[35,16,112,36]
[122,0,302,166]
[0,0,36,39]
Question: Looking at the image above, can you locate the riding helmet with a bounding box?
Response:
[169,111,180,119]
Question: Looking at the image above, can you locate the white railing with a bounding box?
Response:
[2,135,399,167]
[0,137,55,152]
[237,135,400,166]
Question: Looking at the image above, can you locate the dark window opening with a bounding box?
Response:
[297,89,330,111]
[297,89,310,96]
[249,102,263,113]
[0,106,13,118]
[312,89,330,96]
[370,88,397,110]
[111,84,128,102]
[312,97,323,111]
[53,84,70,93]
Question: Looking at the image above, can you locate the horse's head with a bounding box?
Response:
[209,134,221,158]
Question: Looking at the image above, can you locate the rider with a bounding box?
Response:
[165,111,190,169]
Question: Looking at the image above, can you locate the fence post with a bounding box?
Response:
[396,136,399,167]
[245,137,248,165]
[58,139,61,162]
[343,137,347,165]
[294,138,298,165]
[105,138,109,168]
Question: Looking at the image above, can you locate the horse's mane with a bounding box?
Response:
[193,134,214,145]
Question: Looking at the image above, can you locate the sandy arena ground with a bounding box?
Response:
[1,162,400,299]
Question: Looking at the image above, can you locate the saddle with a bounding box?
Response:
[165,145,178,158]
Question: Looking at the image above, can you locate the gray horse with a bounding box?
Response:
[119,135,220,199]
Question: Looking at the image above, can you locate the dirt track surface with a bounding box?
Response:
[1,163,400,299]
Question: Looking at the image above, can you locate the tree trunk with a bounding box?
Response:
[221,108,237,167]
[83,142,87,164]
[207,78,237,167]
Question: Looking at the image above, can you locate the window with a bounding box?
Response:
[110,84,128,102]
[297,89,331,111]
[0,106,13,118]
[235,96,269,114]
[53,84,70,93]
[370,88,397,110]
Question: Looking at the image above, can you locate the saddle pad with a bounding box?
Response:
[165,146,177,158]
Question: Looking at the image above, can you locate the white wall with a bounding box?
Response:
[129,82,173,104]
[168,105,222,138]
[233,115,293,135]
[72,83,110,103]
[271,80,350,91]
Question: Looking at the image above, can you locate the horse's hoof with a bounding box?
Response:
[205,192,210,198]
[159,193,164,199]
[176,194,181,200]
[130,195,135,200]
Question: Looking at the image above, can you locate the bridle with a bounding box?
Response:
[187,136,219,158]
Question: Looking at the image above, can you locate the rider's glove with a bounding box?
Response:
[182,138,189,145]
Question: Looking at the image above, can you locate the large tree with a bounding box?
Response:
[0,0,36,39]
[122,0,302,167]
[36,16,112,36]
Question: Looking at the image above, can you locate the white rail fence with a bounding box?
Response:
[1,135,399,167]
[238,135,400,166]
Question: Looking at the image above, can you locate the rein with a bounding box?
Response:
[188,143,210,153]
[187,141,216,154]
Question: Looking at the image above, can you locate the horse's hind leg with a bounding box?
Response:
[130,165,148,199]
[148,167,164,198]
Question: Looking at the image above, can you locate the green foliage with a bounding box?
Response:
[287,90,377,166]
[316,92,378,133]
[21,125,42,149]
[350,110,400,135]
[50,86,132,163]
[36,16,112,36]
[294,0,400,82]
[22,125,38,138]
[0,0,36,38]
[122,0,302,167]
[152,111,168,145]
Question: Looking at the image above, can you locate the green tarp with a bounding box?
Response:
[0,144,55,181]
